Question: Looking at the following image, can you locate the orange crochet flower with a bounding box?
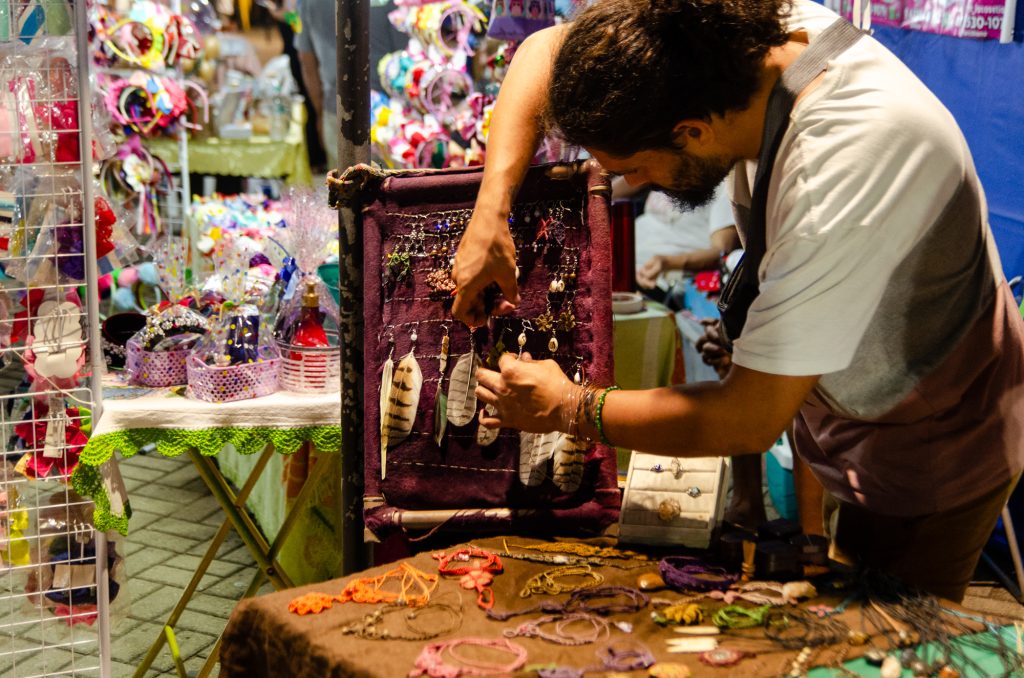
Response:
[459,568,493,591]
[288,592,337,615]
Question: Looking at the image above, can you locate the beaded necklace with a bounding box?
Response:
[479,543,651,570]
[488,584,648,621]
[409,637,528,677]
[505,540,650,561]
[520,563,604,598]
[337,600,462,640]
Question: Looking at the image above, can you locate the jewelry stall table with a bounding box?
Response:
[70,376,342,676]
[219,536,1022,678]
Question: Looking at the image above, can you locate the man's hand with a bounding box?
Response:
[637,255,666,289]
[452,210,520,327]
[695,318,732,379]
[474,353,572,432]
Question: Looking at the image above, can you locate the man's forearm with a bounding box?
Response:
[575,367,820,457]
[476,25,568,219]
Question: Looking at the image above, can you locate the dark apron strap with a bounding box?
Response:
[718,18,865,342]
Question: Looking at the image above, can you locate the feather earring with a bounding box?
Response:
[552,434,588,493]
[432,333,450,446]
[381,334,423,479]
[519,430,563,486]
[446,352,480,427]
[378,341,395,477]
[476,405,499,447]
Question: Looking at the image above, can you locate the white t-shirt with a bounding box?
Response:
[729,0,997,379]
[634,183,734,276]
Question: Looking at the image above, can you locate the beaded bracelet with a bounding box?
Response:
[338,601,462,640]
[595,385,619,445]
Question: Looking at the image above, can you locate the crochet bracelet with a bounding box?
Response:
[503,611,610,646]
[434,548,503,610]
[410,637,528,677]
[659,556,738,593]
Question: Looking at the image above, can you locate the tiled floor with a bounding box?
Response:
[106,452,261,678]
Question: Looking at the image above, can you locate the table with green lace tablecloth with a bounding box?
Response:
[72,377,341,584]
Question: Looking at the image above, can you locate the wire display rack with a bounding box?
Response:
[1,0,111,674]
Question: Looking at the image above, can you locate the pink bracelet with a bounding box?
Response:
[410,637,528,677]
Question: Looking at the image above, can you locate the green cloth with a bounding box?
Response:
[612,300,680,472]
[613,300,679,391]
[73,425,340,535]
[145,121,313,187]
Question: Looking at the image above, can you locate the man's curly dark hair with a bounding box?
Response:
[548,0,793,156]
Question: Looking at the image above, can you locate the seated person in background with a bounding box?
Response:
[616,180,739,293]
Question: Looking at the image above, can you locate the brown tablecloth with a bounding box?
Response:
[218,537,988,677]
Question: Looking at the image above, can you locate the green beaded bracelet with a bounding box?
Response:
[595,386,620,446]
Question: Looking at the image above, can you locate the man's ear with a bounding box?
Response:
[671,120,714,148]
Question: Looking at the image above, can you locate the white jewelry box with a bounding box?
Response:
[618,453,730,548]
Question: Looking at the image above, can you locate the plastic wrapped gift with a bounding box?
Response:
[272,187,340,393]
[125,304,208,387]
[276,278,340,394]
[187,248,280,402]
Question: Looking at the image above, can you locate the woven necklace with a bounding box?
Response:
[503,611,611,646]
[409,637,528,677]
[488,585,649,621]
[659,556,737,592]
[337,600,462,640]
[520,563,604,598]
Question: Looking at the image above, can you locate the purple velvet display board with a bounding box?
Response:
[360,162,621,539]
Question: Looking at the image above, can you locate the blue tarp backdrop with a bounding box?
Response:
[868,24,1024,280]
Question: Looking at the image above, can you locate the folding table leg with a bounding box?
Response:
[190,451,292,589]
[194,445,337,676]
[132,446,276,678]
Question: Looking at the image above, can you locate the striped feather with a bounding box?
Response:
[381,351,422,479]
[519,430,562,486]
[552,435,589,493]
[445,352,479,427]
[476,405,499,447]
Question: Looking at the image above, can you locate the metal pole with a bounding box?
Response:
[337,0,370,573]
[74,0,110,673]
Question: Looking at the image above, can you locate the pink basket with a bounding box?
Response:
[126,338,189,387]
[186,352,280,403]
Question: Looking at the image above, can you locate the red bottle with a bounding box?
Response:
[290,281,328,360]
[610,199,637,292]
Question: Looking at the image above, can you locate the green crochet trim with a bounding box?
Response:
[71,425,342,536]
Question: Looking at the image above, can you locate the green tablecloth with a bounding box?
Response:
[612,299,684,473]
[146,111,312,186]
[613,299,683,390]
[72,377,341,584]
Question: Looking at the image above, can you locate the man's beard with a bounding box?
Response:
[652,152,732,211]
